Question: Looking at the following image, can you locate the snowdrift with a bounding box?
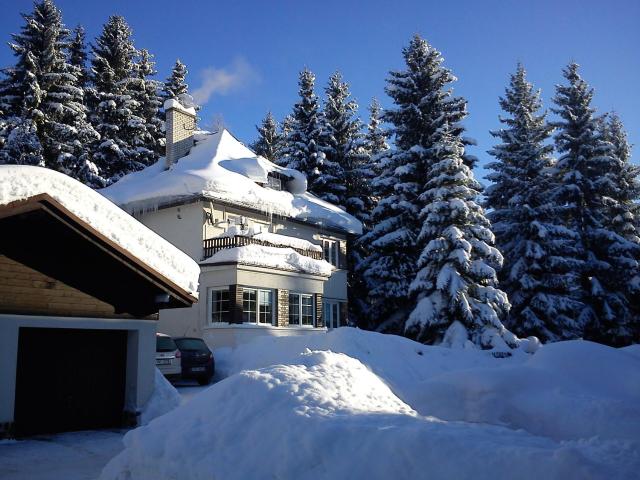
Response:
[139,369,182,426]
[101,329,640,480]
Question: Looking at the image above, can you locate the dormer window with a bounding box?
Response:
[267,174,282,190]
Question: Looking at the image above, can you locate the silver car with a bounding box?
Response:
[155,333,181,381]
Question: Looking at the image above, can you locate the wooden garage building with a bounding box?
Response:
[0,189,198,437]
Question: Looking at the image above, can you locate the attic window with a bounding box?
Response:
[266,172,283,191]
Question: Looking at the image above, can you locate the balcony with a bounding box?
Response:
[203,235,324,261]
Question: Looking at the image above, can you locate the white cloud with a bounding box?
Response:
[191,57,259,106]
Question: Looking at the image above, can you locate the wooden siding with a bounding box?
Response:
[0,255,139,319]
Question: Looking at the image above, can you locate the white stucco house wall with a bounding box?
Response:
[102,98,362,349]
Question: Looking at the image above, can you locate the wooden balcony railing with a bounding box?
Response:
[203,235,324,260]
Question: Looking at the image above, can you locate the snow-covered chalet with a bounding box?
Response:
[102,98,362,349]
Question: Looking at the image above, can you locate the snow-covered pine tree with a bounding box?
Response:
[364,98,389,183]
[0,15,44,166]
[551,63,640,346]
[318,71,362,208]
[361,35,472,331]
[0,0,100,184]
[69,25,89,89]
[250,111,284,162]
[130,49,164,162]
[485,64,584,342]
[406,125,516,349]
[597,112,640,341]
[90,15,144,183]
[280,69,327,196]
[598,113,640,243]
[350,98,390,328]
[162,59,189,101]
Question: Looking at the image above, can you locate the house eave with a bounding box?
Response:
[120,194,354,237]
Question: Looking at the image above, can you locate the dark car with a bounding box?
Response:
[174,337,215,385]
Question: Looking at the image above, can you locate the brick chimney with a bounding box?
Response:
[164,98,196,169]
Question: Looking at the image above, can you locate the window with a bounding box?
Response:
[323,301,344,329]
[322,239,340,267]
[289,293,314,326]
[267,175,282,190]
[243,288,273,324]
[210,288,230,323]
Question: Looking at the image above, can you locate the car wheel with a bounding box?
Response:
[197,376,211,386]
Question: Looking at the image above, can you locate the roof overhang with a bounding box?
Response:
[0,194,197,317]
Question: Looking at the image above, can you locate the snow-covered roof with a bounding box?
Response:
[101,129,362,235]
[0,165,200,297]
[201,244,333,276]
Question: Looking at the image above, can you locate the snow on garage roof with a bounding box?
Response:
[0,165,200,297]
[100,129,363,235]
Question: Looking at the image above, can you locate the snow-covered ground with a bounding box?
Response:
[101,329,640,480]
[0,382,209,480]
[3,330,639,480]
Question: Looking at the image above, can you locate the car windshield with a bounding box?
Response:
[156,336,177,352]
[175,338,208,351]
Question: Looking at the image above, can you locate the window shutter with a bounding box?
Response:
[229,285,243,324]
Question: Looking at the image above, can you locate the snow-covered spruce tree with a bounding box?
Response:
[551,63,640,346]
[0,0,100,184]
[318,71,362,208]
[90,15,144,183]
[406,126,516,348]
[350,98,390,328]
[597,113,640,341]
[361,35,473,331]
[250,111,284,162]
[161,59,189,101]
[485,64,584,342]
[364,98,389,182]
[280,68,327,197]
[68,25,89,89]
[598,113,640,244]
[130,49,164,162]
[0,20,44,166]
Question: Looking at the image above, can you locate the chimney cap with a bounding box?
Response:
[164,98,196,116]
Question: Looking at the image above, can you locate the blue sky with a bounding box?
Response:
[1,0,638,180]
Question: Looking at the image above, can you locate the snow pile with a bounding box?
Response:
[0,165,200,296]
[101,129,362,234]
[201,244,333,276]
[102,329,640,480]
[217,225,323,252]
[139,369,182,426]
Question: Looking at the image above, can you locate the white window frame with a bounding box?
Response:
[208,287,230,323]
[242,287,274,325]
[322,239,340,267]
[288,292,315,327]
